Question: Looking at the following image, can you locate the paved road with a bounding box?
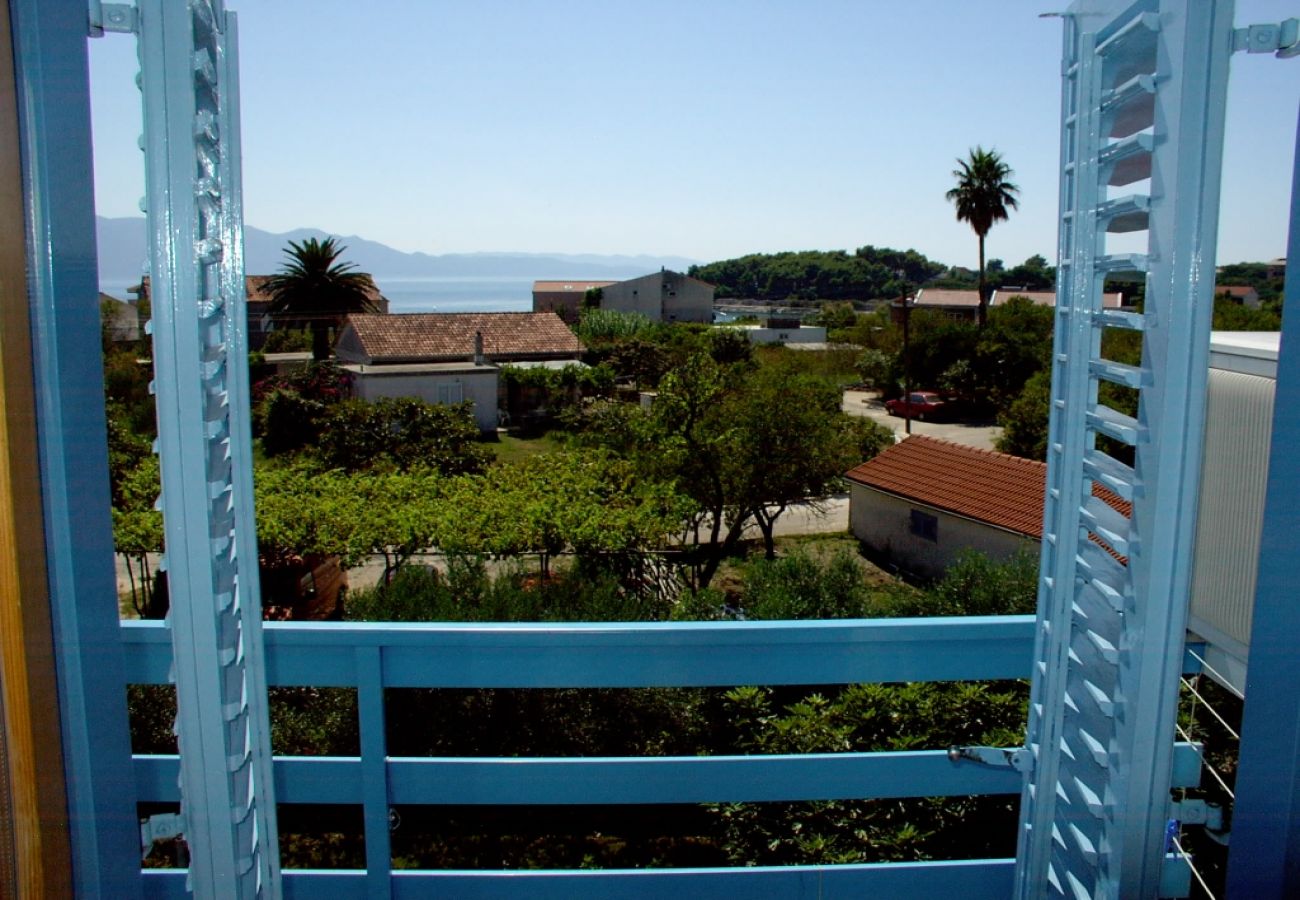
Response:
[842,389,1002,451]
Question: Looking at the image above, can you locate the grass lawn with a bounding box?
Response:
[484,430,566,465]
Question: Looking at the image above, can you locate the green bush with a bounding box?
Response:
[259,388,327,455]
[318,397,490,475]
[575,308,652,344]
[346,557,670,624]
[870,548,1039,617]
[741,548,873,620]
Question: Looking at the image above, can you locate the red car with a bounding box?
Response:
[885,391,946,420]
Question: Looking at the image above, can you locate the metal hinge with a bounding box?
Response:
[948,745,1033,773]
[89,2,138,37]
[1233,20,1300,58]
[140,812,186,860]
[1170,799,1230,846]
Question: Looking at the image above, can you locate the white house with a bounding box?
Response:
[846,436,1057,580]
[335,311,586,432]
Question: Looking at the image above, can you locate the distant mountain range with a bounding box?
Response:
[95,216,698,284]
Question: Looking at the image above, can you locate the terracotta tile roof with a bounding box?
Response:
[991,290,1124,309]
[847,436,1048,536]
[1215,285,1258,299]
[134,273,385,307]
[532,280,617,294]
[917,289,1124,310]
[914,289,982,308]
[846,435,1131,541]
[340,312,585,363]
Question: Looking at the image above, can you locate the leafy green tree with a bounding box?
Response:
[689,248,945,304]
[574,308,652,345]
[854,348,895,389]
[741,548,873,619]
[1212,296,1281,331]
[437,451,688,579]
[261,327,312,353]
[265,237,380,360]
[998,254,1055,291]
[946,147,1020,327]
[317,397,490,475]
[256,463,443,577]
[603,337,671,389]
[706,327,754,367]
[346,469,445,577]
[977,296,1055,409]
[729,363,858,558]
[814,300,857,331]
[575,352,860,582]
[254,463,370,568]
[996,370,1051,460]
[112,454,166,617]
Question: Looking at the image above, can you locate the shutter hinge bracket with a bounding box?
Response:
[1232,20,1299,58]
[140,812,186,860]
[90,3,138,37]
[948,744,1033,773]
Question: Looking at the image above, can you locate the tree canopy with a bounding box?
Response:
[946,147,1019,327]
[265,237,380,360]
[688,247,946,305]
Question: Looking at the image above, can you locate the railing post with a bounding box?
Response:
[356,646,392,898]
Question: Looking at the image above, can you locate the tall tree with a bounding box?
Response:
[265,237,380,360]
[945,147,1019,328]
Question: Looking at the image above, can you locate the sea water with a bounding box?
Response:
[100,276,535,314]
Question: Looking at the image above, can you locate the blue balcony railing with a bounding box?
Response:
[120,617,1203,898]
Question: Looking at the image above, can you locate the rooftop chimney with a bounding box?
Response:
[473,331,485,365]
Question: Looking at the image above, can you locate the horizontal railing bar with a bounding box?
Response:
[120,617,1038,687]
[140,857,1017,899]
[133,743,1204,806]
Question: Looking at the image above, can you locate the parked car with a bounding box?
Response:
[260,554,348,620]
[143,553,348,621]
[884,391,946,421]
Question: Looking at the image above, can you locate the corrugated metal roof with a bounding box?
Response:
[340,311,585,363]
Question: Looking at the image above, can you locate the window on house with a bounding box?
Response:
[910,509,938,542]
[437,383,463,405]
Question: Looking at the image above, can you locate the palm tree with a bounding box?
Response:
[265,237,380,360]
[946,147,1019,328]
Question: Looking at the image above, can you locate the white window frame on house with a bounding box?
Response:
[437,382,464,405]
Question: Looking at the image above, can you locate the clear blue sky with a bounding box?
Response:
[87,1,1299,268]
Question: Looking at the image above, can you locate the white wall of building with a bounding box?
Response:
[848,484,1034,581]
[599,271,713,323]
[726,325,828,345]
[348,367,500,432]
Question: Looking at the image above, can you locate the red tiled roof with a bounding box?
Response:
[914,289,982,308]
[532,280,617,294]
[917,289,1124,310]
[1215,285,1258,298]
[340,312,584,363]
[846,435,1131,540]
[134,273,385,307]
[991,290,1124,309]
[846,436,1048,536]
